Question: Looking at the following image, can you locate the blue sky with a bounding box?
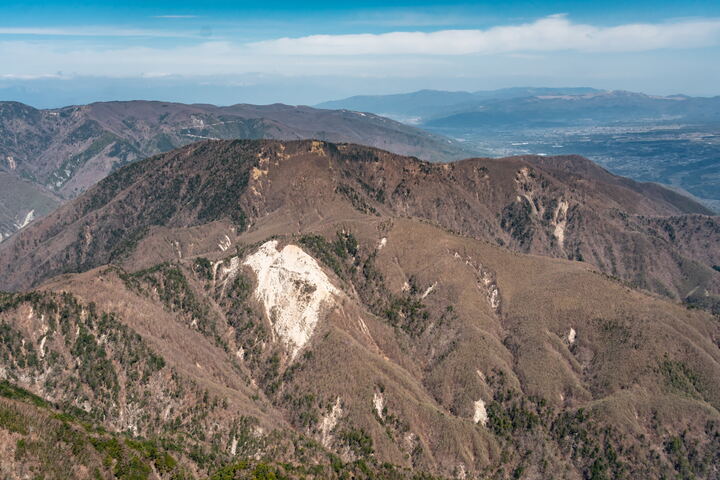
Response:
[1,1,719,107]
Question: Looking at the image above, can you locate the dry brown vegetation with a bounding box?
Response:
[0,100,470,240]
[0,139,719,479]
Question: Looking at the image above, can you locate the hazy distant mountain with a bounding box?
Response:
[425,90,720,128]
[317,89,479,122]
[318,88,720,127]
[0,100,471,241]
[316,87,602,121]
[1,139,718,479]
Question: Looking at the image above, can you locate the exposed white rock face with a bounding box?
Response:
[357,317,374,341]
[218,234,232,252]
[421,282,437,299]
[552,200,570,247]
[373,391,385,420]
[403,432,419,458]
[39,335,48,358]
[15,210,34,229]
[567,327,577,344]
[515,167,539,215]
[451,251,502,314]
[480,271,500,312]
[230,436,238,456]
[310,140,327,156]
[320,397,343,448]
[172,240,182,259]
[473,399,488,426]
[191,115,205,128]
[515,167,571,247]
[243,240,339,360]
[6,155,16,170]
[378,237,387,250]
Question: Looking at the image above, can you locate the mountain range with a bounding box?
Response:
[0,139,718,479]
[317,88,720,127]
[0,100,470,242]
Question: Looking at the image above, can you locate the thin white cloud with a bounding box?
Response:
[250,14,720,55]
[0,73,64,79]
[1,15,719,83]
[0,26,196,38]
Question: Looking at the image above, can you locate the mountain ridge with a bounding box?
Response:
[0,100,472,241]
[317,88,720,125]
[0,139,715,300]
[0,139,719,479]
[316,87,604,120]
